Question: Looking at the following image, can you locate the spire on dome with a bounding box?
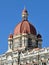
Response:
[22,7,28,20]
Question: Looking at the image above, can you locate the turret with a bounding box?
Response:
[37,34,42,48]
[8,34,13,50]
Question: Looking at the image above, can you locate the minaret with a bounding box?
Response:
[8,34,13,50]
[22,7,28,20]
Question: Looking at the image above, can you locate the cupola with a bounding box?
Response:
[22,7,28,20]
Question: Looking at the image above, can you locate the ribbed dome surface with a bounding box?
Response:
[14,20,37,35]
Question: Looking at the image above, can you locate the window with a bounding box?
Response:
[47,60,49,65]
[34,64,37,65]
[36,40,38,48]
[28,38,32,48]
[42,62,46,65]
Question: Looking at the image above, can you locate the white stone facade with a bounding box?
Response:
[0,33,47,65]
[0,47,49,65]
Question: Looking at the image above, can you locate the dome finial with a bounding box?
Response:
[22,7,28,20]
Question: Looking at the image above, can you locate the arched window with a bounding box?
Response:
[28,38,32,48]
[42,62,46,65]
[34,64,38,65]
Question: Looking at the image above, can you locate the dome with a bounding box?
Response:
[37,34,42,38]
[14,8,37,35]
[14,20,37,35]
[9,34,13,38]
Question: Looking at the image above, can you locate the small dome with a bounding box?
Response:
[37,34,42,38]
[14,20,37,35]
[9,34,13,38]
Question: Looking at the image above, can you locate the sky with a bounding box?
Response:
[0,0,49,54]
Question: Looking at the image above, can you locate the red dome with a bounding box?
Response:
[14,20,37,35]
[9,34,13,38]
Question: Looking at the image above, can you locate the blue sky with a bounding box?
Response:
[0,0,49,54]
